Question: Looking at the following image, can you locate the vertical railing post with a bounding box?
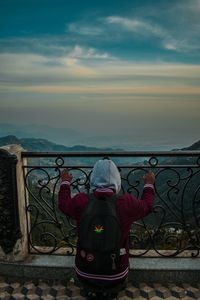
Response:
[0,145,29,261]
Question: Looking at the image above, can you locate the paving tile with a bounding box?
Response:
[41,295,55,300]
[39,284,50,296]
[0,291,11,300]
[5,285,14,294]
[0,281,8,292]
[129,297,147,300]
[155,285,171,298]
[11,284,22,295]
[153,283,163,289]
[184,286,200,298]
[25,295,41,300]
[165,297,181,300]
[151,297,166,300]
[56,285,67,296]
[24,282,36,288]
[125,285,140,298]
[140,284,156,299]
[181,297,198,300]
[21,286,29,295]
[0,276,200,300]
[117,296,133,300]
[66,283,81,297]
[171,285,187,298]
[10,292,25,299]
[24,282,36,294]
[139,283,148,288]
[182,284,191,289]
[168,283,177,289]
[71,296,86,300]
[10,282,21,289]
[35,286,43,296]
[117,289,127,298]
[49,287,57,297]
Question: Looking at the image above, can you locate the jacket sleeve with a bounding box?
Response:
[58,183,88,220]
[123,185,155,221]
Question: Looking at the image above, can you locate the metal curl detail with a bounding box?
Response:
[149,156,159,167]
[55,156,65,167]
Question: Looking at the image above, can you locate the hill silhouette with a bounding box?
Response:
[0,135,121,152]
[181,140,200,150]
[0,135,199,151]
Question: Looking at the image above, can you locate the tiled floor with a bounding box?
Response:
[0,276,199,299]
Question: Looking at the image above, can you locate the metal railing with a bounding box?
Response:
[22,151,200,257]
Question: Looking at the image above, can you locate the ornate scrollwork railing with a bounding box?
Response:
[21,151,200,257]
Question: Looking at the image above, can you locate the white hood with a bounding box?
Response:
[90,159,121,194]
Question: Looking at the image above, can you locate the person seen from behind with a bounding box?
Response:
[58,158,155,299]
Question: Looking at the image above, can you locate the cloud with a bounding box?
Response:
[1,1,200,61]
[162,42,178,51]
[0,36,72,57]
[0,36,113,61]
[0,44,116,83]
[1,49,200,97]
[59,45,114,77]
[102,0,200,53]
[66,15,181,53]
[67,15,167,42]
[106,10,200,53]
[146,0,200,52]
[105,16,164,37]
[0,48,113,88]
[67,45,112,60]
[68,23,103,36]
[105,15,182,52]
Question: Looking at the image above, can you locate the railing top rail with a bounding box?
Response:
[21,150,200,158]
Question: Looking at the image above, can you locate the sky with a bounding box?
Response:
[0,0,200,149]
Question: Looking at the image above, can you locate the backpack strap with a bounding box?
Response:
[88,193,118,203]
[85,193,119,224]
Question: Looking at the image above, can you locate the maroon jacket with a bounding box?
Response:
[58,184,154,283]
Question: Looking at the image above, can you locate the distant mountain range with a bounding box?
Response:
[0,135,200,152]
[1,122,198,151]
[0,123,81,146]
[0,135,122,152]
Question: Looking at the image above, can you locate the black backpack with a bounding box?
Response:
[78,194,121,275]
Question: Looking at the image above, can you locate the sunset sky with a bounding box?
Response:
[0,0,200,149]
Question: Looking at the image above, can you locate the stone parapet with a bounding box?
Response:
[0,256,199,284]
[0,145,29,261]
